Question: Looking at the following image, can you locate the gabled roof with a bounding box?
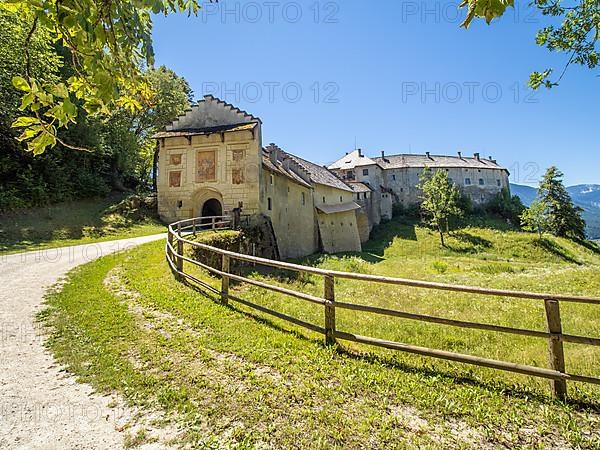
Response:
[286,153,354,192]
[262,148,312,189]
[347,182,372,193]
[373,154,506,170]
[328,150,379,170]
[156,95,261,137]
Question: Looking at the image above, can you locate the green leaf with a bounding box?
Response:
[47,83,69,98]
[11,115,38,128]
[12,76,30,92]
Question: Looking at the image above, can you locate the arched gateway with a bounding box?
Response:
[201,198,222,218]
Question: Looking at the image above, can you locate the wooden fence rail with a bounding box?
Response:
[165,217,600,400]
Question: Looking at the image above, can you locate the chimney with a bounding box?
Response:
[426,151,431,159]
[488,155,493,160]
[474,152,480,161]
[268,143,279,165]
[381,150,385,159]
[458,151,462,159]
[358,148,363,157]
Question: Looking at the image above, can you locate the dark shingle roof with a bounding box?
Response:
[285,153,354,192]
[153,122,257,139]
[347,182,372,193]
[373,154,505,170]
[261,149,312,189]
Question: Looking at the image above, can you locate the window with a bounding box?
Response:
[363,192,367,199]
[270,174,274,185]
[302,192,306,205]
[392,174,396,181]
[267,197,272,211]
[465,178,472,185]
[340,196,343,202]
[363,168,369,176]
[322,196,326,203]
[497,179,501,187]
[479,178,485,185]
[346,170,353,179]
[357,193,360,200]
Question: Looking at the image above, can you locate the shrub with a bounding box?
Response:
[186,230,244,271]
[431,260,449,274]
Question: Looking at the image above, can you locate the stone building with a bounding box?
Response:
[154,95,362,259]
[154,96,509,260]
[328,149,510,211]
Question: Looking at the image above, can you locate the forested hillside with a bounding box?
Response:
[511,184,600,239]
[0,10,192,212]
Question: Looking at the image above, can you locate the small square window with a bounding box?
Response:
[363,168,369,176]
[465,178,472,185]
[479,178,485,185]
[497,179,501,187]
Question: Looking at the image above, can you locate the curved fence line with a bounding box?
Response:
[165,216,600,400]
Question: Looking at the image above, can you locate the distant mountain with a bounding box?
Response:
[510,184,538,207]
[510,184,600,240]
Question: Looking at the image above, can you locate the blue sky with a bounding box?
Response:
[152,1,598,187]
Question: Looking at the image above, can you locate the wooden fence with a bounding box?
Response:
[165,216,600,400]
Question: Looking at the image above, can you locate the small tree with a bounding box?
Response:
[538,166,586,240]
[520,200,549,238]
[418,168,463,246]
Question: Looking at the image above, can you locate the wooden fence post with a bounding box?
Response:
[544,299,567,400]
[221,255,230,305]
[167,227,173,261]
[176,222,184,279]
[192,218,197,236]
[211,217,216,230]
[324,275,336,345]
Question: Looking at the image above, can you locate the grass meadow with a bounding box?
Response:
[42,217,600,448]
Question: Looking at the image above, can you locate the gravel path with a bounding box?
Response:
[0,235,167,450]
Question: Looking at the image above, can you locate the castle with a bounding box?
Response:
[154,96,510,259]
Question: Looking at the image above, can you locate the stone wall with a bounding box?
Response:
[383,167,509,207]
[260,169,318,260]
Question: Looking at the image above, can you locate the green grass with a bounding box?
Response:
[41,218,600,448]
[0,193,166,254]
